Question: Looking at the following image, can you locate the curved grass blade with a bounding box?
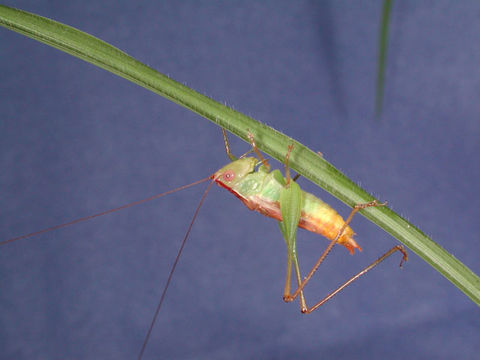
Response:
[1,5,479,306]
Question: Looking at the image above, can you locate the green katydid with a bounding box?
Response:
[1,129,408,359]
[211,130,408,313]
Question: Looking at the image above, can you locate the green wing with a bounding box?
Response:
[278,179,304,290]
[278,180,302,250]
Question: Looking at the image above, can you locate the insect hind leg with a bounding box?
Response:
[303,244,408,313]
[284,200,408,313]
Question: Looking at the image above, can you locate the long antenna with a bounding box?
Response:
[137,179,215,360]
[1,177,211,246]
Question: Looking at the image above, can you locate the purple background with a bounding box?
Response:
[1,1,479,359]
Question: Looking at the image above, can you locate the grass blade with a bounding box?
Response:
[375,0,393,118]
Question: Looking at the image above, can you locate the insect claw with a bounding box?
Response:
[353,200,387,211]
[395,245,408,267]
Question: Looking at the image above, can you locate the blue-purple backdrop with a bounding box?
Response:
[1,1,479,359]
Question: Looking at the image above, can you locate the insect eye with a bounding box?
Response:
[222,170,235,182]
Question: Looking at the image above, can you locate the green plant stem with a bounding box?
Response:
[1,5,479,306]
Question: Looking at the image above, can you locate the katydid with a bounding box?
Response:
[212,130,408,313]
[1,129,408,359]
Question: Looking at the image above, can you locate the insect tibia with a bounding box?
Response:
[394,245,408,267]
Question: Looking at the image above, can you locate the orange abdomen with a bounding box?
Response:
[299,192,360,254]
